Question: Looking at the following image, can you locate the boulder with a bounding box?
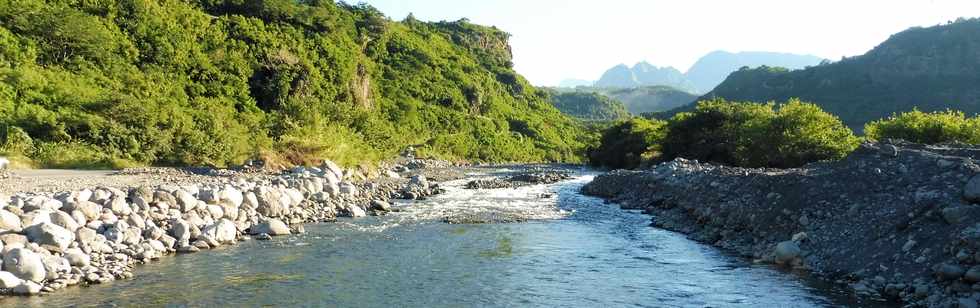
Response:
[965,174,980,203]
[939,264,966,280]
[0,271,21,288]
[774,241,801,265]
[219,187,244,208]
[255,187,286,217]
[107,196,131,216]
[169,219,192,245]
[39,254,69,280]
[201,219,238,245]
[369,200,392,212]
[174,190,197,213]
[0,209,22,231]
[13,280,41,295]
[64,248,91,267]
[23,222,75,253]
[942,206,972,225]
[339,183,358,196]
[2,248,46,283]
[75,227,98,247]
[320,160,344,181]
[48,210,80,232]
[249,219,290,236]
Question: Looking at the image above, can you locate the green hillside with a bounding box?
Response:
[690,18,980,131]
[0,0,588,168]
[547,90,629,122]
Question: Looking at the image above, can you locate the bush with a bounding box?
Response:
[588,118,667,169]
[662,99,858,168]
[865,109,980,144]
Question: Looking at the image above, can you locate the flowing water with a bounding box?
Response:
[6,169,875,307]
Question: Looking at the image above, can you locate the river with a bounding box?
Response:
[5,169,877,307]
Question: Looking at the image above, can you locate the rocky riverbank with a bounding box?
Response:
[583,141,980,307]
[0,159,451,296]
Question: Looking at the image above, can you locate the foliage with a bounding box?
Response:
[587,118,667,169]
[661,99,859,168]
[865,109,980,144]
[0,0,587,168]
[546,90,629,122]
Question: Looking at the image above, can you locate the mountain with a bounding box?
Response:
[692,18,980,131]
[685,51,825,93]
[559,79,593,88]
[0,1,587,167]
[595,62,699,92]
[547,90,630,122]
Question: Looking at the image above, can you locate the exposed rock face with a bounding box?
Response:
[582,141,980,307]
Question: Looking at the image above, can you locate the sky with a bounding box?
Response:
[356,0,980,86]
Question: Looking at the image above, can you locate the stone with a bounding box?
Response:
[2,248,46,283]
[255,186,287,217]
[175,190,198,213]
[0,233,28,247]
[341,204,366,218]
[964,266,980,283]
[255,233,273,241]
[24,222,75,253]
[943,206,972,225]
[170,219,192,245]
[774,241,801,265]
[64,248,91,267]
[369,200,392,212]
[939,264,967,280]
[75,227,98,246]
[107,196,131,216]
[0,271,21,288]
[219,187,244,208]
[958,298,979,308]
[39,254,69,280]
[13,280,41,295]
[320,160,344,181]
[249,219,290,236]
[902,239,917,252]
[0,209,22,231]
[177,245,199,254]
[339,183,358,196]
[48,210,80,232]
[879,144,899,157]
[966,175,980,203]
[201,219,238,245]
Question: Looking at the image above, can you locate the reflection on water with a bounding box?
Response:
[3,171,874,307]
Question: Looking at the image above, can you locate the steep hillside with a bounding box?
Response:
[685,51,824,93]
[696,18,980,131]
[546,90,629,122]
[0,0,587,168]
[595,62,698,92]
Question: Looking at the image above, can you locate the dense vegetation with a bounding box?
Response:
[686,18,980,131]
[866,110,980,144]
[590,99,859,169]
[0,0,588,169]
[553,85,697,115]
[546,90,629,122]
[587,118,666,169]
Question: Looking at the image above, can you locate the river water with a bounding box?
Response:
[6,169,874,307]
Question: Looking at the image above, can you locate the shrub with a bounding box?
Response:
[588,118,667,169]
[865,109,980,144]
[662,99,858,168]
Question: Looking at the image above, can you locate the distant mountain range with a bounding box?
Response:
[595,62,699,93]
[678,18,980,131]
[568,51,825,93]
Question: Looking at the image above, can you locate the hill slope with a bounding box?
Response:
[547,91,630,122]
[696,18,980,131]
[0,0,587,167]
[685,51,825,93]
[604,86,699,114]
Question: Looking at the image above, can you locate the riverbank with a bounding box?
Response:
[583,141,980,307]
[0,158,455,296]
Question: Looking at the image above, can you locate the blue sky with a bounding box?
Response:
[356,0,980,86]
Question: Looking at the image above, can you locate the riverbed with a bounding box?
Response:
[4,169,876,307]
